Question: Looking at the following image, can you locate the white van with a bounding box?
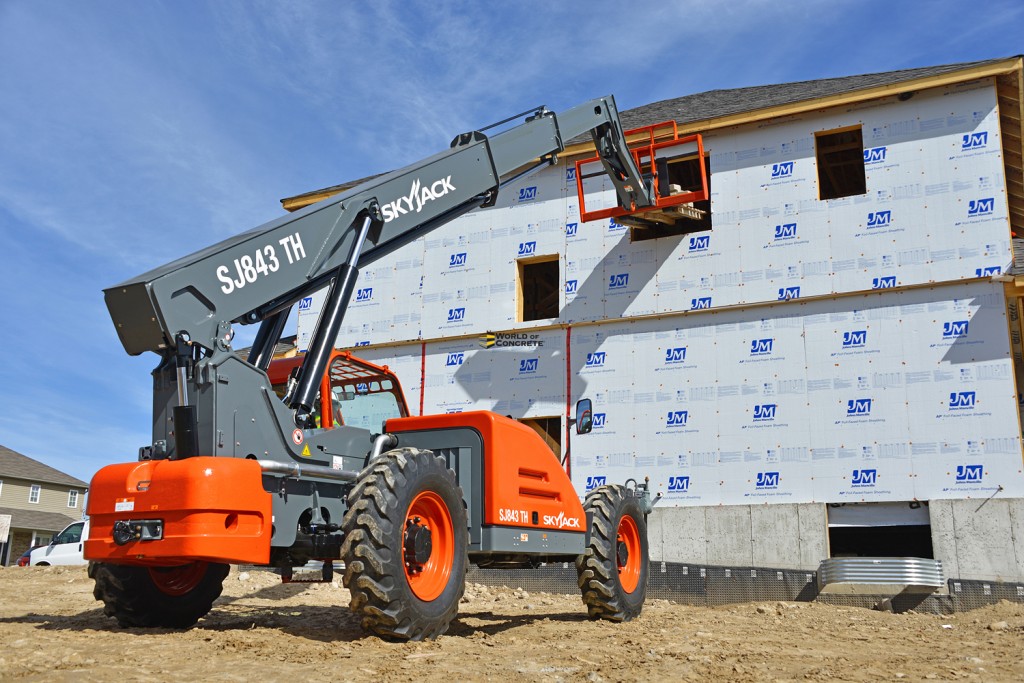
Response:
[30,519,89,566]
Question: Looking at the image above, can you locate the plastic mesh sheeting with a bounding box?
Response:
[466,563,1024,614]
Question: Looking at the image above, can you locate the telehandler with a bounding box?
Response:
[86,96,702,639]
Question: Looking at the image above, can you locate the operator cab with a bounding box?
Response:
[267,351,410,430]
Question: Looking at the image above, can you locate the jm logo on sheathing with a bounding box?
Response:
[976,265,1001,277]
[447,308,466,322]
[608,273,629,290]
[689,235,710,251]
[518,241,537,257]
[942,321,969,338]
[668,476,690,493]
[565,222,578,237]
[778,286,800,301]
[851,469,877,486]
[691,297,712,310]
[585,351,606,367]
[872,276,896,289]
[518,186,538,202]
[867,210,891,228]
[592,413,606,429]
[864,146,887,163]
[949,391,976,409]
[847,398,872,416]
[968,198,994,216]
[771,162,793,178]
[666,410,689,427]
[585,475,606,491]
[843,330,867,348]
[774,223,797,240]
[449,252,467,268]
[756,472,780,488]
[665,347,687,363]
[519,358,538,374]
[445,352,465,367]
[750,338,773,355]
[355,287,373,302]
[962,131,988,150]
[298,296,313,311]
[565,280,578,294]
[753,404,776,421]
[956,464,983,483]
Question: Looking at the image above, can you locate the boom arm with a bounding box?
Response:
[105,96,651,427]
[106,97,648,355]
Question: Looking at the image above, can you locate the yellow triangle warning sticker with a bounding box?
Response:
[301,444,311,457]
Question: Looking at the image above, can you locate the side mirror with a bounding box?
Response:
[575,398,593,435]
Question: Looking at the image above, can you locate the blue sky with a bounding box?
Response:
[1,0,1022,485]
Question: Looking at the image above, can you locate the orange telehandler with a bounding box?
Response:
[84,97,701,639]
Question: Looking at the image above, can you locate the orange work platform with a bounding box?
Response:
[575,121,707,223]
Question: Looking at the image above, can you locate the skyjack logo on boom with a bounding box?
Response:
[381,176,456,223]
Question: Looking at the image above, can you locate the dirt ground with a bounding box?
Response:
[1,565,1023,682]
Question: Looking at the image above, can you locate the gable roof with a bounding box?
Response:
[0,445,89,488]
[0,506,80,532]
[281,56,1023,212]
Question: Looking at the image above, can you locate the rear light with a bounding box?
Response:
[17,556,29,567]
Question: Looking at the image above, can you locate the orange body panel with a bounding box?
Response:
[85,457,271,566]
[386,411,585,533]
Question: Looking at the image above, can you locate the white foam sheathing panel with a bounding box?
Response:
[293,79,1021,507]
[299,79,1008,349]
[569,280,1022,506]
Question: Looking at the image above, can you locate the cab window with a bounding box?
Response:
[328,360,406,431]
[55,522,84,545]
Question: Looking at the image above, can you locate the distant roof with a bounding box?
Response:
[282,56,1022,211]
[0,445,89,488]
[581,57,1019,142]
[0,506,80,532]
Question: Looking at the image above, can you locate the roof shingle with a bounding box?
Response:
[0,445,89,488]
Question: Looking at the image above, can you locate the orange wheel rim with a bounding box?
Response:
[404,490,454,601]
[616,515,641,593]
[149,562,207,596]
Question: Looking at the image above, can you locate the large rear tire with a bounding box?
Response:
[575,484,648,621]
[341,447,467,640]
[91,561,229,628]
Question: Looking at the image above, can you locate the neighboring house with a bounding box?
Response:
[283,57,1024,583]
[0,445,88,566]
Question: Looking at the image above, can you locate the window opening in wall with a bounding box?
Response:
[517,254,559,321]
[816,125,866,200]
[631,155,712,241]
[28,484,40,504]
[827,501,933,558]
[68,490,78,508]
[518,416,562,458]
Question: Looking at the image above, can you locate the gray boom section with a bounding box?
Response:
[104,96,649,356]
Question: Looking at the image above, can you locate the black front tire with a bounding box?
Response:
[575,484,649,621]
[91,561,229,628]
[341,447,468,641]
